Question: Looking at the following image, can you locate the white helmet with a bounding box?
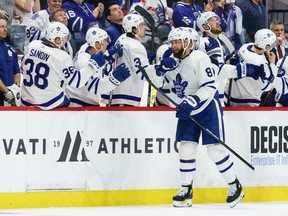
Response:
[168,27,191,53]
[182,27,200,50]
[123,14,144,33]
[254,29,277,51]
[168,27,189,43]
[46,22,70,48]
[197,11,219,32]
[86,27,110,48]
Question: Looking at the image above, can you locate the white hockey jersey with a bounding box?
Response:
[21,40,95,110]
[100,33,161,106]
[67,43,122,106]
[159,49,218,115]
[224,43,274,106]
[24,9,50,52]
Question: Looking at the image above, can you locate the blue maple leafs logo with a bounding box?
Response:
[172,74,188,98]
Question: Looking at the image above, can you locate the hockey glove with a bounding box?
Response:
[260,63,276,83]
[90,51,106,67]
[4,91,16,106]
[224,53,239,65]
[148,53,156,64]
[162,47,173,58]
[155,57,177,76]
[176,96,200,120]
[108,63,131,86]
[107,44,123,57]
[236,62,264,80]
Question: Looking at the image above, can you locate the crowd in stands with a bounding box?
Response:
[0,0,287,109]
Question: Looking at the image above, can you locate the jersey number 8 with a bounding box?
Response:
[23,59,50,90]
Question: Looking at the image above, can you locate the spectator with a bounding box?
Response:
[167,6,174,27]
[67,27,130,106]
[24,0,62,52]
[104,1,124,48]
[224,29,277,106]
[0,0,22,43]
[11,0,40,53]
[62,0,104,51]
[0,0,17,25]
[49,8,76,57]
[21,22,97,110]
[130,0,171,55]
[172,0,207,30]
[237,0,268,43]
[0,18,21,106]
[222,0,245,50]
[210,0,228,32]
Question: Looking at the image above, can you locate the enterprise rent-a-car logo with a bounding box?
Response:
[250,126,288,167]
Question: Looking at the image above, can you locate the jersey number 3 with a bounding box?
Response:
[23,59,50,90]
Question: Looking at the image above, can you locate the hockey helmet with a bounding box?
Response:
[182,27,200,50]
[197,11,219,33]
[46,22,70,47]
[254,29,277,51]
[86,27,110,47]
[168,28,190,44]
[123,13,145,33]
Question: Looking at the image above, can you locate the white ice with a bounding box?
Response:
[0,202,287,216]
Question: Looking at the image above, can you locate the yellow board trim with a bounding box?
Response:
[0,186,288,209]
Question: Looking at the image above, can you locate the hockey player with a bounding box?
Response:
[154,27,200,107]
[101,13,177,106]
[224,29,278,106]
[21,22,125,110]
[67,27,130,106]
[24,0,62,51]
[196,11,265,105]
[150,27,245,208]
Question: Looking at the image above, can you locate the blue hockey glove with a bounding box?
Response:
[107,44,123,57]
[162,47,173,58]
[155,57,177,76]
[108,63,131,86]
[90,51,106,67]
[224,53,239,65]
[236,62,265,80]
[176,96,200,120]
[148,53,156,64]
[259,63,276,83]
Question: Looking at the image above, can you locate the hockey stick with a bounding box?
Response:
[219,33,236,107]
[135,5,156,106]
[136,65,255,171]
[219,33,235,54]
